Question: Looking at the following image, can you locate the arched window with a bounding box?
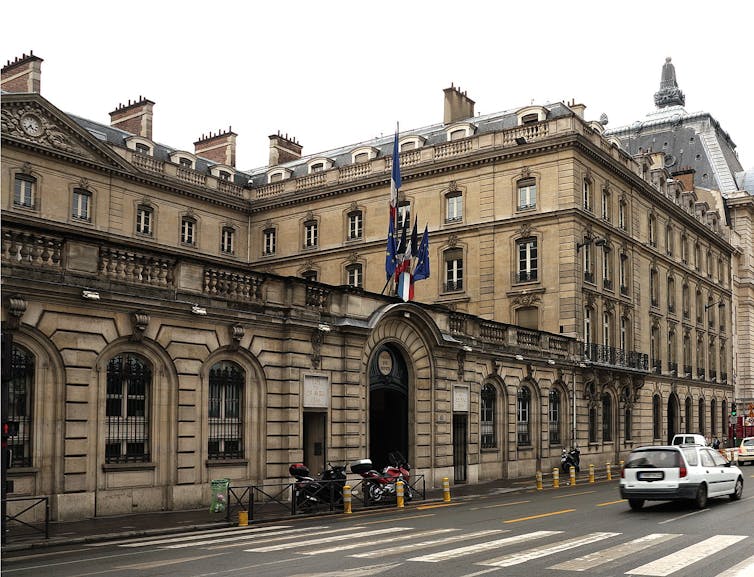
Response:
[517,386,531,446]
[602,393,613,442]
[549,389,561,445]
[7,345,34,468]
[480,384,496,449]
[624,407,632,441]
[652,394,661,440]
[588,404,598,444]
[682,283,690,319]
[208,361,245,459]
[650,267,659,307]
[685,397,692,434]
[667,276,676,313]
[698,398,706,436]
[106,354,152,463]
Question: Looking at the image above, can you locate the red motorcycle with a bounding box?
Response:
[350,451,415,503]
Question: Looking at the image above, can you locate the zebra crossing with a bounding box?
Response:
[110,524,754,576]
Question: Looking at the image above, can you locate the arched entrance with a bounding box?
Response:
[369,344,409,470]
[667,393,680,444]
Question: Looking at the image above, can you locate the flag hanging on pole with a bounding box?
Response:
[385,214,397,280]
[413,224,430,282]
[396,218,416,302]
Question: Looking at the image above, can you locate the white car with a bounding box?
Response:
[671,433,707,446]
[620,444,743,510]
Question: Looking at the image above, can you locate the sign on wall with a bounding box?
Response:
[303,375,330,408]
[453,385,470,412]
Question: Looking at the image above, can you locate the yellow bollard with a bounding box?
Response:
[606,462,612,481]
[396,480,405,508]
[442,477,451,502]
[536,471,543,491]
[553,467,560,488]
[238,510,249,527]
[589,463,595,483]
[569,465,576,486]
[343,485,352,514]
[619,460,624,469]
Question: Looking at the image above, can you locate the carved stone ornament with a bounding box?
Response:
[584,292,597,309]
[512,293,541,307]
[311,329,322,369]
[457,350,466,381]
[5,296,28,330]
[130,311,150,342]
[519,223,533,238]
[21,162,33,175]
[585,167,592,181]
[78,177,89,190]
[604,299,615,314]
[349,201,358,211]
[229,324,244,352]
[1,103,93,159]
[521,166,531,178]
[448,234,459,248]
[305,210,314,221]
[265,219,273,229]
[448,180,459,192]
[347,251,359,264]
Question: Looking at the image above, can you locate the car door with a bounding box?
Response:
[709,448,737,493]
[700,448,729,496]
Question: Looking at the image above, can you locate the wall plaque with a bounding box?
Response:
[303,375,329,408]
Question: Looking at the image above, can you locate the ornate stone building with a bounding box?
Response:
[1,53,739,521]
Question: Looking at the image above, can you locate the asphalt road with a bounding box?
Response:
[3,477,753,577]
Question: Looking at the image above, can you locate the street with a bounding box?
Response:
[3,476,753,577]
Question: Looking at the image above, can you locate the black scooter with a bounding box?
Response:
[289,462,347,511]
[560,446,581,473]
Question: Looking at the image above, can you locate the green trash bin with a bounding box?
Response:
[210,478,230,513]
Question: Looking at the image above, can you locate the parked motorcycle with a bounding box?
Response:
[350,451,415,503]
[289,462,347,510]
[561,446,581,473]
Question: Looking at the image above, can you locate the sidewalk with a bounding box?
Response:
[2,473,609,552]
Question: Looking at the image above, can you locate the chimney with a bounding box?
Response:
[672,167,695,192]
[569,99,586,119]
[109,97,155,139]
[443,83,475,125]
[194,127,237,168]
[1,51,43,93]
[268,132,302,166]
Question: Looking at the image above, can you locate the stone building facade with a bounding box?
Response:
[1,53,741,521]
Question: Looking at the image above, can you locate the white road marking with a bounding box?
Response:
[244,527,412,553]
[350,530,505,558]
[549,533,680,571]
[117,525,302,547]
[302,528,456,555]
[164,525,344,549]
[626,534,747,576]
[287,563,402,577]
[657,508,708,525]
[713,555,754,577]
[408,530,561,563]
[479,531,620,567]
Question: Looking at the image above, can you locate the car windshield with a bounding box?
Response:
[743,439,754,447]
[625,449,680,468]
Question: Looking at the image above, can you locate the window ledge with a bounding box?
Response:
[102,462,156,472]
[480,447,499,453]
[206,459,249,467]
[7,467,39,476]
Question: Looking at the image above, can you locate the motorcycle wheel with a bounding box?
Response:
[561,462,569,474]
[368,483,384,502]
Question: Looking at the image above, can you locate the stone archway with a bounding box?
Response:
[369,343,408,470]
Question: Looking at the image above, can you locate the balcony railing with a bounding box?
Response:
[721,372,728,383]
[709,369,717,380]
[669,362,678,374]
[583,343,649,371]
[620,284,629,296]
[652,360,662,374]
[684,365,692,376]
[697,368,705,379]
[443,280,463,292]
[584,271,594,284]
[99,247,175,287]
[203,268,264,301]
[2,230,63,270]
[514,270,538,283]
[603,278,613,290]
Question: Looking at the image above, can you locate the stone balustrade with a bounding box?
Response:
[99,247,175,287]
[132,153,165,173]
[2,230,63,269]
[203,268,264,301]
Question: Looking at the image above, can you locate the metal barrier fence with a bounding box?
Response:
[226,475,426,522]
[1,496,49,543]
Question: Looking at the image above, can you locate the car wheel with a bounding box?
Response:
[730,477,743,501]
[628,498,644,511]
[694,484,707,509]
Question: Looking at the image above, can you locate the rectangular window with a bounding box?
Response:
[583,180,592,211]
[302,270,318,282]
[619,202,626,230]
[72,189,91,221]
[348,212,363,240]
[264,229,276,255]
[517,179,536,210]
[517,238,538,282]
[181,218,196,245]
[136,206,153,235]
[179,157,193,168]
[221,227,235,254]
[14,175,35,208]
[135,143,150,155]
[347,264,363,288]
[601,190,610,221]
[444,253,463,292]
[397,203,411,229]
[446,193,463,222]
[304,221,318,248]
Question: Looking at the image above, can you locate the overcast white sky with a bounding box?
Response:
[3,1,753,174]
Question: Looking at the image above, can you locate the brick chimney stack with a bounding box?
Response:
[194,128,237,167]
[443,83,475,125]
[1,51,43,93]
[269,132,302,166]
[672,167,695,192]
[109,97,155,139]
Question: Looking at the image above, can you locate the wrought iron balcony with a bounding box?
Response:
[697,368,705,379]
[582,343,649,371]
[620,284,629,296]
[514,270,538,283]
[669,362,678,374]
[584,271,594,284]
[603,278,613,290]
[652,360,662,374]
[684,365,692,376]
[443,280,463,292]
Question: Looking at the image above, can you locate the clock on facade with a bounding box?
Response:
[21,114,43,137]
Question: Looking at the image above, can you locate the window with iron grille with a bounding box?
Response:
[6,345,34,468]
[105,354,151,463]
[517,386,531,446]
[71,188,92,221]
[602,393,612,442]
[348,211,363,240]
[517,237,538,282]
[480,384,496,448]
[136,205,153,236]
[549,389,561,445]
[13,174,35,208]
[208,361,244,459]
[263,228,276,255]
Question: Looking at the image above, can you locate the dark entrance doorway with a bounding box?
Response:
[369,344,409,470]
[303,412,326,475]
[667,394,679,444]
[453,414,468,483]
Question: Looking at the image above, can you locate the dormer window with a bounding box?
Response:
[516,106,547,126]
[399,136,425,152]
[179,158,193,168]
[310,163,324,172]
[171,151,198,169]
[267,168,292,184]
[350,147,378,164]
[445,123,475,141]
[521,114,539,125]
[307,157,334,174]
[135,143,151,155]
[126,136,153,156]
